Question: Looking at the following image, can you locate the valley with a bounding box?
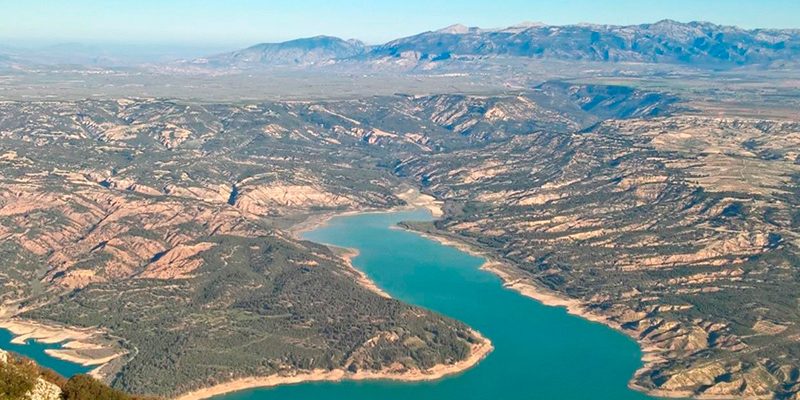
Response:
[0,18,798,400]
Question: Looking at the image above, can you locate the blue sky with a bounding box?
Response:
[2,0,799,47]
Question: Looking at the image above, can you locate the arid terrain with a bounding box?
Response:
[1,19,799,400]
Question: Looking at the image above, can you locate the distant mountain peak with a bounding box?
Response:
[436,24,472,34]
[200,35,366,68]
[248,35,364,50]
[652,18,684,26]
[496,21,548,33]
[511,21,547,28]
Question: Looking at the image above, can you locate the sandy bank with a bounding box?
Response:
[408,228,607,325]
[337,247,391,298]
[288,188,442,240]
[395,188,443,218]
[172,191,492,400]
[174,329,492,400]
[43,349,122,367]
[0,318,125,378]
[406,228,679,399]
[479,264,677,398]
[0,319,92,345]
[288,188,441,298]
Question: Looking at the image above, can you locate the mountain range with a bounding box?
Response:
[195,36,366,68]
[3,20,798,71]
[193,20,800,70]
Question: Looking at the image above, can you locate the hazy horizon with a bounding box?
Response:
[2,0,799,49]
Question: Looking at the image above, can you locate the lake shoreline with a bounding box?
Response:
[291,187,673,398]
[287,188,443,299]
[170,189,493,400]
[336,188,675,399]
[173,329,493,400]
[333,246,392,298]
[402,227,673,400]
[0,319,125,379]
[286,188,443,240]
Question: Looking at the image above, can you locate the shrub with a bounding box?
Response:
[61,375,130,400]
[0,356,37,400]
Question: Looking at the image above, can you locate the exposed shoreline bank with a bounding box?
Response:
[403,228,673,400]
[287,188,442,298]
[289,187,675,398]
[287,187,443,240]
[174,329,492,400]
[0,318,125,379]
[334,247,391,298]
[170,189,493,400]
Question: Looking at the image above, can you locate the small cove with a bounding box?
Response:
[0,328,91,377]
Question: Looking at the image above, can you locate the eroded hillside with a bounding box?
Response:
[397,114,800,398]
[0,83,797,399]
[0,96,511,396]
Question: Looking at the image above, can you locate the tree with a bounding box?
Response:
[61,375,129,400]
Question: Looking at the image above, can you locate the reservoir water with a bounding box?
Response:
[0,209,657,399]
[217,209,655,400]
[0,328,91,377]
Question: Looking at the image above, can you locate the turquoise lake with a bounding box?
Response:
[0,209,658,399]
[216,209,656,400]
[0,328,91,377]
